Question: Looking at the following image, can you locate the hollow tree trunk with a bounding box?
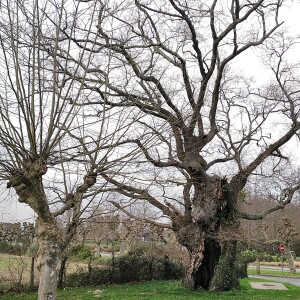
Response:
[209,240,239,291]
[179,229,239,290]
[36,218,62,300]
[182,239,206,289]
[175,176,238,290]
[183,239,222,289]
[178,225,221,289]
[194,239,221,289]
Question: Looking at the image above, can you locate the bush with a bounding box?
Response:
[112,244,184,283]
[68,244,93,260]
[66,267,112,287]
[65,251,184,287]
[261,252,274,262]
[241,249,257,264]
[0,241,24,255]
[237,249,258,279]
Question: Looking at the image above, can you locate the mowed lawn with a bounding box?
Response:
[2,278,300,300]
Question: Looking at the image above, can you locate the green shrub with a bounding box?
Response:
[66,267,112,287]
[111,246,184,283]
[241,249,257,263]
[0,241,24,255]
[68,244,93,260]
[237,249,258,279]
[65,252,184,287]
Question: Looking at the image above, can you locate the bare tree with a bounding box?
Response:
[51,0,300,291]
[240,188,300,273]
[81,207,120,256]
[0,1,139,299]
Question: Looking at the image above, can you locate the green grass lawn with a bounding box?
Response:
[248,268,300,277]
[0,255,31,267]
[2,278,300,300]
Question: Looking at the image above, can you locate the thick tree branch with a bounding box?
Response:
[238,184,300,220]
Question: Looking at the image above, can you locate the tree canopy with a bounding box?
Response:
[1,0,300,297]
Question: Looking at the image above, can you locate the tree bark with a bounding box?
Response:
[210,240,239,291]
[195,239,221,289]
[256,257,261,275]
[182,240,206,289]
[286,246,296,273]
[30,256,35,291]
[58,256,68,289]
[176,224,222,289]
[176,176,238,290]
[36,218,62,300]
[180,232,239,291]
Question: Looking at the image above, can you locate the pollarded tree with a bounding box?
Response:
[56,0,300,291]
[80,207,120,256]
[0,1,96,298]
[0,1,138,299]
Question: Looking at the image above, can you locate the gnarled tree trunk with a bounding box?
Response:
[209,240,239,291]
[175,176,238,290]
[176,224,222,289]
[194,239,222,289]
[8,161,64,300]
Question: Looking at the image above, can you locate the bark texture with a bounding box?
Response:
[175,176,238,290]
[7,160,63,299]
[209,240,239,291]
[194,239,221,289]
[58,256,68,289]
[36,218,62,300]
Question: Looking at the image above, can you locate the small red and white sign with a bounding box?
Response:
[279,244,285,253]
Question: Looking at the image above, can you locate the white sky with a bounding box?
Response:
[1,1,300,223]
[0,188,35,223]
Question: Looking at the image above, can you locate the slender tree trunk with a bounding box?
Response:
[95,241,101,257]
[36,218,62,300]
[58,256,68,289]
[256,257,261,275]
[30,256,35,291]
[286,246,296,273]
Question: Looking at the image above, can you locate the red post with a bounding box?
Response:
[280,244,285,253]
[280,244,284,276]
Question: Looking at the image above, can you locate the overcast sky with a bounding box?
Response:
[1,1,300,224]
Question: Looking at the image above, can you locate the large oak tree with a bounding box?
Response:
[60,0,300,290]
